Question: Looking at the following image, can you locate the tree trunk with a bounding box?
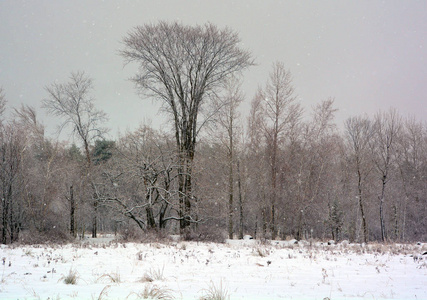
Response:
[379,177,387,242]
[9,190,14,243]
[228,136,234,239]
[159,203,168,229]
[262,207,267,237]
[92,195,98,238]
[393,204,399,240]
[237,160,244,239]
[2,196,8,244]
[271,133,278,240]
[70,185,75,237]
[296,209,304,240]
[178,144,194,231]
[2,182,12,244]
[357,169,368,243]
[146,206,156,229]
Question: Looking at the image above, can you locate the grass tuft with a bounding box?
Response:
[61,268,79,285]
[128,284,174,300]
[199,280,229,300]
[97,271,121,283]
[140,266,165,282]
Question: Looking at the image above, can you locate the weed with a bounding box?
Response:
[140,266,165,282]
[97,270,121,283]
[60,268,79,285]
[128,284,174,299]
[254,246,269,257]
[95,285,111,300]
[321,268,328,284]
[199,280,229,300]
[24,249,34,257]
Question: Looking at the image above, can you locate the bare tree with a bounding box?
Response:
[93,125,177,233]
[210,76,244,239]
[255,62,301,239]
[370,109,402,241]
[0,92,24,244]
[246,93,269,238]
[43,71,107,168]
[0,123,24,244]
[43,71,108,237]
[345,116,373,243]
[292,99,336,240]
[121,21,253,231]
[395,116,426,241]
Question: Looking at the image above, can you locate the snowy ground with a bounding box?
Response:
[0,236,426,299]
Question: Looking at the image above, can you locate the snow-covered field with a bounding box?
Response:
[1,236,426,299]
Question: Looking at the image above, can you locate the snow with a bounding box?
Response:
[0,237,426,299]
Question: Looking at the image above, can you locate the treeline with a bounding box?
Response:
[1,22,426,244]
[1,74,426,244]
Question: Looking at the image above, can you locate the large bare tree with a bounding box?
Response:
[120,21,253,230]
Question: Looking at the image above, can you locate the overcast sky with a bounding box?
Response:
[1,0,426,138]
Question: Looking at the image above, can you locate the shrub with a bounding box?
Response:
[18,228,72,245]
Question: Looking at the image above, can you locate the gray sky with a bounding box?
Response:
[1,0,426,138]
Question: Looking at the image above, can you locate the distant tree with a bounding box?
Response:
[328,198,344,241]
[43,71,108,237]
[396,117,426,241]
[345,116,373,243]
[292,99,337,240]
[43,71,108,168]
[370,109,401,241]
[0,122,24,244]
[210,76,244,239]
[93,140,115,165]
[68,144,85,163]
[246,93,269,238]
[121,21,253,231]
[259,62,300,239]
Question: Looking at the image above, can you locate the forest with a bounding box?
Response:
[1,22,426,245]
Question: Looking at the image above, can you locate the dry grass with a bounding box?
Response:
[128,284,174,300]
[253,246,270,257]
[199,280,229,300]
[139,266,165,283]
[97,270,121,284]
[61,268,79,285]
[96,285,111,300]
